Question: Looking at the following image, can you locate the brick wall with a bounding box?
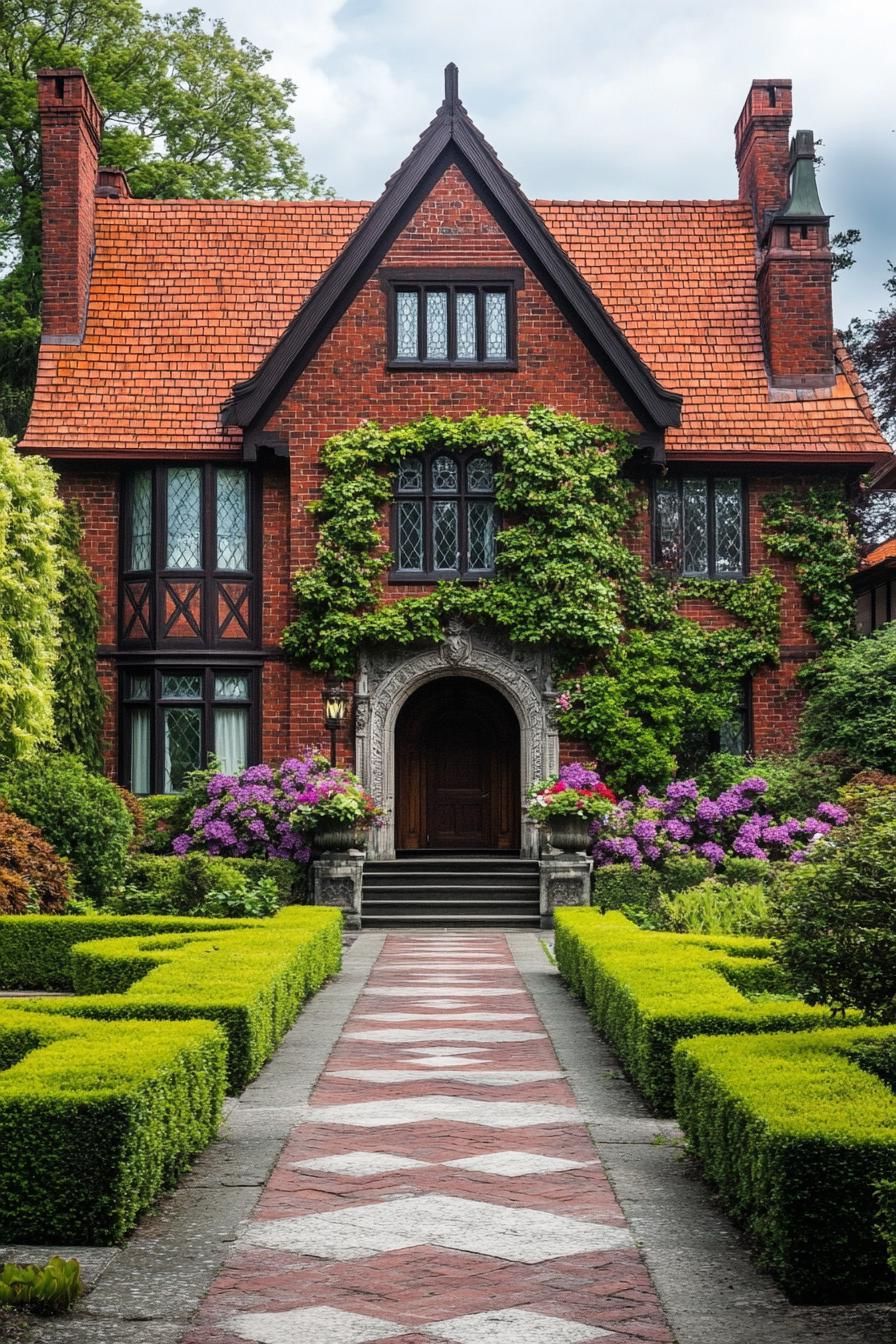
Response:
[37,70,101,340]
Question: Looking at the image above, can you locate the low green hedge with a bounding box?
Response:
[14,907,342,1091]
[673,1027,896,1302]
[0,1007,226,1244]
[554,909,833,1112]
[0,914,247,990]
[593,857,779,915]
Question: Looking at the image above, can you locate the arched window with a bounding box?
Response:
[393,452,497,578]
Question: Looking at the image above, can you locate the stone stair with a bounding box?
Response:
[360,856,541,928]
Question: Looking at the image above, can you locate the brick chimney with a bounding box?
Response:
[734,79,793,236]
[37,69,102,342]
[736,82,834,390]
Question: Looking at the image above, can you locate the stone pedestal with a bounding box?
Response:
[539,854,593,928]
[311,852,365,930]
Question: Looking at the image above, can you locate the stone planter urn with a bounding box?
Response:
[314,822,368,853]
[543,814,591,855]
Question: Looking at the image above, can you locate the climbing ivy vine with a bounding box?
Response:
[282,407,789,791]
[762,482,858,651]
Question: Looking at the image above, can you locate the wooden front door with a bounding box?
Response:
[396,678,520,851]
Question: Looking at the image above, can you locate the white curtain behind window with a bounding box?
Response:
[214,707,248,776]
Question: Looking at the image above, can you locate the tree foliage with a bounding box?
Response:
[53,502,105,768]
[800,622,896,773]
[0,436,62,759]
[0,0,329,435]
[843,261,896,442]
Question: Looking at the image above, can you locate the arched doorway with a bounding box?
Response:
[395,678,520,852]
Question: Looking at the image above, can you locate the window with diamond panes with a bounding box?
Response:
[393,451,497,578]
[122,465,256,648]
[121,666,257,794]
[387,279,515,365]
[653,477,745,579]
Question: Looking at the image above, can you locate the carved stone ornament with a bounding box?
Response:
[318,876,354,907]
[356,624,560,859]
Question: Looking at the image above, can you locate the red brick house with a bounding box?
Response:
[21,65,890,862]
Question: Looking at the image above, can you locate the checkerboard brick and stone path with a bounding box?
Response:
[182,934,673,1344]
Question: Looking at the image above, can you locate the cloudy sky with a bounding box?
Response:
[159,0,896,326]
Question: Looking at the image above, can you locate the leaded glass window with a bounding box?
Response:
[432,456,458,492]
[122,666,257,794]
[456,292,477,359]
[216,469,249,570]
[426,290,449,360]
[718,682,749,756]
[387,278,516,365]
[484,291,508,359]
[165,467,202,569]
[397,500,424,571]
[395,291,419,358]
[653,477,745,579]
[128,470,153,571]
[391,450,497,578]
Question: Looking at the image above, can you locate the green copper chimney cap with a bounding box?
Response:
[778,128,828,220]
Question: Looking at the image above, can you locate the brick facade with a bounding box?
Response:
[24,68,892,803]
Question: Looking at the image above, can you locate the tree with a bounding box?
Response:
[843,262,896,442]
[800,622,896,773]
[53,502,105,768]
[0,2,329,436]
[0,435,62,759]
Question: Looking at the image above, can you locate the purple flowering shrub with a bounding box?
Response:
[172,753,380,861]
[592,776,849,870]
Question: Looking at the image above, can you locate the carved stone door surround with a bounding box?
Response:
[355,620,559,859]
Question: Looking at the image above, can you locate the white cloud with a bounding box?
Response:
[154,0,896,321]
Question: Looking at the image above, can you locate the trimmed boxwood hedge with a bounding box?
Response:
[554,909,833,1112]
[0,914,247,990]
[673,1027,896,1302]
[124,855,302,911]
[11,907,342,1091]
[0,1008,226,1244]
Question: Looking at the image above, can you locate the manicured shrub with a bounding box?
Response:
[0,751,133,904]
[659,855,713,892]
[673,1027,896,1301]
[554,909,832,1112]
[773,794,896,1022]
[0,914,245,990]
[839,769,896,817]
[14,907,342,1091]
[0,1007,226,1244]
[657,878,771,936]
[877,1180,896,1276]
[117,787,145,850]
[0,802,72,914]
[801,623,896,772]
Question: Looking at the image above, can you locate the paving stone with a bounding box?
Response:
[298,1096,581,1128]
[243,1194,633,1262]
[222,1305,402,1343]
[329,1070,565,1085]
[290,1152,430,1177]
[344,1030,545,1043]
[442,1152,592,1177]
[421,1308,610,1342]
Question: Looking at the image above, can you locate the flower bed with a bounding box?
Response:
[173,752,380,860]
[526,763,617,822]
[592,776,848,870]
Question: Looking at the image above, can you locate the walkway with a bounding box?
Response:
[6,932,895,1344]
[184,932,671,1344]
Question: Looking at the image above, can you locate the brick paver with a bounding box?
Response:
[182,934,673,1344]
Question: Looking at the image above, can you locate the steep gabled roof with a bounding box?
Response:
[222,65,683,435]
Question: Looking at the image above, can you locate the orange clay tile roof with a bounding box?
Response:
[862,538,896,568]
[21,196,889,460]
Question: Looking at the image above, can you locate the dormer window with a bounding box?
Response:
[383,270,520,368]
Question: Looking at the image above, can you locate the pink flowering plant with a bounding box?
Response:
[526,763,618,823]
[591,775,849,870]
[172,753,381,862]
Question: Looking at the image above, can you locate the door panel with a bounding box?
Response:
[395,677,519,851]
